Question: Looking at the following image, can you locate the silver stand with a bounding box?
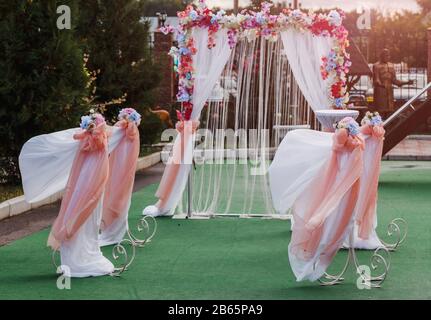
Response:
[379,218,408,251]
[187,168,193,219]
[318,233,391,288]
[51,215,158,277]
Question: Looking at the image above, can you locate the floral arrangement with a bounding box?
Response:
[118,108,142,125]
[361,111,383,127]
[80,110,106,131]
[334,117,360,136]
[164,0,351,119]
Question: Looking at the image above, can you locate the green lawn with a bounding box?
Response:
[0,161,430,300]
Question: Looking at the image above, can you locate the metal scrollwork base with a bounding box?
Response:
[379,218,408,251]
[110,238,136,277]
[318,235,391,288]
[51,215,158,278]
[127,215,158,247]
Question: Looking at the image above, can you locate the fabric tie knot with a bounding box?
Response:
[73,124,108,152]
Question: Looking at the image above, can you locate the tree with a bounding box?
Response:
[417,0,431,12]
[0,0,90,183]
[142,0,193,16]
[76,0,162,141]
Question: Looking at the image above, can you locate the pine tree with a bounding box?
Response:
[76,0,161,123]
[0,0,90,183]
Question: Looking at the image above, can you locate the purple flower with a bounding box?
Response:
[177,91,190,102]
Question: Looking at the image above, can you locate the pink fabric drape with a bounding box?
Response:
[47,124,110,251]
[155,120,199,210]
[290,129,364,275]
[355,124,385,240]
[101,120,140,230]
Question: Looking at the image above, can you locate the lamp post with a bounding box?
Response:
[156,11,167,28]
[234,0,239,14]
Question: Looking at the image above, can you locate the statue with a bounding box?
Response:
[373,49,414,112]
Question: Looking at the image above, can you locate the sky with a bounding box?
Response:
[205,0,421,13]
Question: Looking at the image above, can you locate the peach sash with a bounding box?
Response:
[289,129,364,281]
[101,120,140,229]
[155,120,199,211]
[47,124,110,251]
[355,124,385,240]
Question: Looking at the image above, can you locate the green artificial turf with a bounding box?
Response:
[0,161,430,300]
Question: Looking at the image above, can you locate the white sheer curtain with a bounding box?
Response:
[154,28,233,215]
[280,29,334,111]
[191,28,233,119]
[19,127,123,204]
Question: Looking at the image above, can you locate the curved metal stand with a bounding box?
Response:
[52,250,60,270]
[51,216,158,278]
[379,218,408,251]
[318,234,391,288]
[110,238,136,277]
[51,238,137,278]
[126,215,158,247]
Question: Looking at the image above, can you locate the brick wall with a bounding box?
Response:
[154,32,175,108]
[428,28,431,84]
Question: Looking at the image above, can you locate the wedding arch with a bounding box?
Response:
[146,1,352,218]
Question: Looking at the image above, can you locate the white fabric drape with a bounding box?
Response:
[154,28,233,215]
[60,195,114,278]
[98,198,130,247]
[269,129,383,250]
[268,129,333,215]
[280,29,334,111]
[19,127,123,204]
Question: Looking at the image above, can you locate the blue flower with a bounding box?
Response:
[179,47,190,56]
[186,72,192,80]
[177,34,186,43]
[129,111,141,124]
[370,115,382,126]
[80,115,93,130]
[189,10,198,21]
[177,92,190,102]
[347,122,360,136]
[334,97,344,108]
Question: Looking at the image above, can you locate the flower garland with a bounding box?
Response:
[334,117,360,136]
[163,0,351,119]
[118,108,142,126]
[80,110,106,131]
[361,111,383,127]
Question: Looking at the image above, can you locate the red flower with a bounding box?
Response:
[331,82,344,98]
[310,17,335,36]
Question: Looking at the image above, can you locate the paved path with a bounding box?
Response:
[385,136,431,160]
[0,163,165,247]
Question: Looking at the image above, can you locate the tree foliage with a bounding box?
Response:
[0,0,90,183]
